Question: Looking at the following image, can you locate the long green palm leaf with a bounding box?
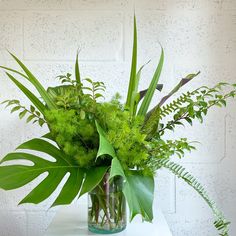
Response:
[75,50,82,86]
[138,48,164,116]
[125,15,137,109]
[8,52,57,110]
[5,72,46,115]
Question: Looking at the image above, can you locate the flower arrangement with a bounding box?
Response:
[0,16,235,235]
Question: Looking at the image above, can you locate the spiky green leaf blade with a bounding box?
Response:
[5,72,46,115]
[125,15,137,109]
[138,48,164,116]
[75,51,82,85]
[131,61,151,116]
[0,66,28,79]
[8,52,57,110]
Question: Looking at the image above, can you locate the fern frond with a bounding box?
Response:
[160,88,201,119]
[153,158,230,236]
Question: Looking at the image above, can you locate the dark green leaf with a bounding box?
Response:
[26,115,35,123]
[38,118,45,127]
[19,110,28,119]
[11,106,21,113]
[30,105,35,113]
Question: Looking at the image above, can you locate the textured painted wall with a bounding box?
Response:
[0,0,236,235]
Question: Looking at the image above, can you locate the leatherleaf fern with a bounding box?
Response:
[152,158,230,236]
[0,15,235,235]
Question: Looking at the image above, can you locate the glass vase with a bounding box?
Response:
[88,173,127,234]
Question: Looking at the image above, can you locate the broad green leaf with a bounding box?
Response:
[125,15,137,109]
[95,121,116,159]
[138,48,164,116]
[79,166,109,197]
[124,172,154,221]
[8,52,57,110]
[0,138,108,206]
[110,157,154,222]
[52,170,84,207]
[5,72,46,115]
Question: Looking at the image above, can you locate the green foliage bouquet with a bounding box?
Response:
[0,16,235,235]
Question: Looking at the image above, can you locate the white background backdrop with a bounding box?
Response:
[0,0,236,235]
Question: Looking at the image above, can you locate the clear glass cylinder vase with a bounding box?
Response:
[88,173,127,234]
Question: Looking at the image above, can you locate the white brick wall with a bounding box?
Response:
[0,0,236,235]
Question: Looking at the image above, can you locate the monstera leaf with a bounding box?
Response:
[96,121,154,222]
[0,137,108,206]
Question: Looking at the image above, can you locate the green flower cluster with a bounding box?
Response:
[45,109,98,168]
[45,92,150,172]
[97,101,150,173]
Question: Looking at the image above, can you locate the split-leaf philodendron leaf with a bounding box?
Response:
[0,138,108,206]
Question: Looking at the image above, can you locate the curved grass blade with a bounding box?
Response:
[5,72,46,115]
[8,52,57,110]
[0,66,28,79]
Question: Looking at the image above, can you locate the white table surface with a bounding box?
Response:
[45,203,173,236]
